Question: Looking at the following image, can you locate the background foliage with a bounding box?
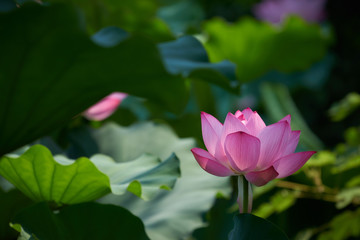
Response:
[1,0,360,239]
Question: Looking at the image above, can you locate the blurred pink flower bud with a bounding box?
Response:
[253,0,326,24]
[84,92,127,121]
[191,108,316,187]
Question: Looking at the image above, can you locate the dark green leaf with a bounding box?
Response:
[45,0,172,41]
[91,26,129,47]
[92,27,239,92]
[229,214,289,240]
[0,189,32,239]
[158,35,238,92]
[157,0,205,35]
[0,3,187,156]
[12,202,149,240]
[0,0,16,12]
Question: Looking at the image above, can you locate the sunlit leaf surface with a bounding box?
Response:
[0,143,180,204]
[0,145,111,205]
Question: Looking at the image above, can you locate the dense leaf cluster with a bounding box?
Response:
[1,0,359,239]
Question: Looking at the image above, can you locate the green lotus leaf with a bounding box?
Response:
[11,202,149,240]
[90,153,180,200]
[0,143,180,204]
[204,16,331,83]
[0,189,32,239]
[229,214,289,240]
[93,122,231,240]
[0,145,111,205]
[0,3,187,156]
[0,3,238,156]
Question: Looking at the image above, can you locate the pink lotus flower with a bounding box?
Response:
[191,108,315,212]
[84,92,128,121]
[253,0,326,24]
[191,108,315,185]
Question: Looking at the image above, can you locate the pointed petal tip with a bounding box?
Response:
[274,151,317,179]
[201,111,217,119]
[200,111,208,117]
[241,108,255,119]
[309,151,317,156]
[190,147,199,154]
[226,112,235,118]
[191,148,233,177]
[301,151,317,158]
[191,147,214,158]
[277,118,291,132]
[279,115,292,125]
[245,111,266,136]
[200,112,223,155]
[234,110,242,118]
[110,92,128,100]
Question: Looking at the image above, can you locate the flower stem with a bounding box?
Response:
[242,175,249,213]
[238,175,252,213]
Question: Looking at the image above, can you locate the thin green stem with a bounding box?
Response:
[241,175,249,213]
[238,175,252,213]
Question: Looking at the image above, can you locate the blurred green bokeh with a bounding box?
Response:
[1,0,360,239]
